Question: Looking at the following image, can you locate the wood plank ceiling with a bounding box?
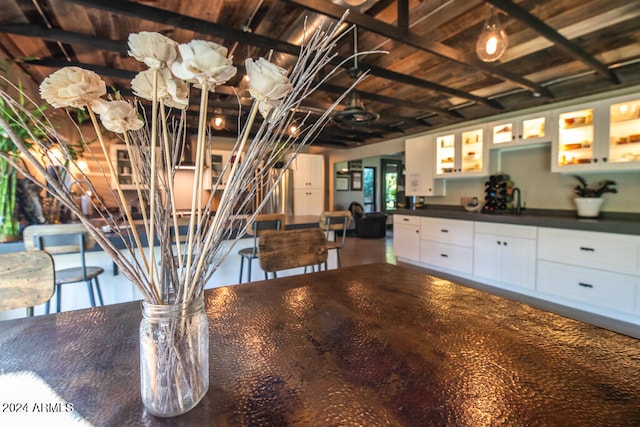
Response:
[1,0,639,148]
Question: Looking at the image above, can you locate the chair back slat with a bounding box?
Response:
[23,224,97,254]
[246,213,286,237]
[0,251,55,312]
[319,211,351,232]
[259,228,328,273]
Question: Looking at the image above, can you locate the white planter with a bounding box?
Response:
[574,197,604,218]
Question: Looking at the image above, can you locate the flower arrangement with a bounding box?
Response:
[0,15,374,305]
[573,175,618,198]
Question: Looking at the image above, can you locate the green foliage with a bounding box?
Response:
[573,175,618,197]
[0,60,48,238]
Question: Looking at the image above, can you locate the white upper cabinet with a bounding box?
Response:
[291,153,323,189]
[552,94,640,172]
[290,153,324,216]
[606,95,640,169]
[404,135,445,196]
[435,125,487,178]
[489,112,551,148]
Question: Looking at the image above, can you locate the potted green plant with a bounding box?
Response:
[572,175,617,218]
[0,63,46,241]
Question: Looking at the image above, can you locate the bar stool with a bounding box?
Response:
[23,223,105,313]
[319,210,352,269]
[237,213,286,283]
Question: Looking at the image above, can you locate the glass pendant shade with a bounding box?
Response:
[211,115,225,130]
[343,0,367,6]
[476,10,508,62]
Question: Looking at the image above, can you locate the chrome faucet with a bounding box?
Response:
[512,187,522,215]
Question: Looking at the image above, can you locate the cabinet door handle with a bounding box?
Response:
[440,229,449,233]
[579,246,595,252]
[403,218,410,222]
[415,230,419,234]
[578,282,594,289]
[440,253,448,258]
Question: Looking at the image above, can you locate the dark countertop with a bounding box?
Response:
[1,263,638,425]
[393,206,640,235]
[0,214,321,254]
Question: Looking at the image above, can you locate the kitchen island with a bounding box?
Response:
[392,206,640,338]
[0,263,638,426]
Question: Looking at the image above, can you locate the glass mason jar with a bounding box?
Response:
[139,295,209,417]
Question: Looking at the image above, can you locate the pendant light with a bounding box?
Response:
[210,109,225,130]
[343,0,367,6]
[332,26,379,129]
[476,7,508,63]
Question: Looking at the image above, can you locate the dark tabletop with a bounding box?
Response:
[1,263,639,426]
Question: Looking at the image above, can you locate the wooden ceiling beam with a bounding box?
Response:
[63,0,504,110]
[23,56,434,133]
[484,0,620,84]
[282,0,553,98]
[0,23,127,52]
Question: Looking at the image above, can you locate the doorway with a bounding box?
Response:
[381,159,402,214]
[363,166,376,213]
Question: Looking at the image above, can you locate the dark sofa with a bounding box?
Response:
[348,202,388,239]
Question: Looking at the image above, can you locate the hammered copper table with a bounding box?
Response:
[1,263,639,426]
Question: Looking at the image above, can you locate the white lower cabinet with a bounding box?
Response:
[537,260,638,315]
[473,222,537,290]
[537,227,640,316]
[420,240,473,274]
[393,215,420,263]
[419,217,473,275]
[293,188,323,216]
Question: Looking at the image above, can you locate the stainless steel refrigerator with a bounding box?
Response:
[254,166,294,216]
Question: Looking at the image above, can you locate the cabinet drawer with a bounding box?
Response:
[475,222,537,239]
[537,260,638,314]
[420,241,473,274]
[394,215,420,226]
[538,228,640,274]
[420,218,473,247]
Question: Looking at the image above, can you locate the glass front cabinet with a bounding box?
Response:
[490,113,550,148]
[204,149,233,190]
[435,125,487,178]
[552,95,640,172]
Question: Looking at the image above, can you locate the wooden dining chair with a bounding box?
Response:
[0,251,55,316]
[319,210,352,269]
[237,213,286,283]
[258,228,328,279]
[23,223,105,314]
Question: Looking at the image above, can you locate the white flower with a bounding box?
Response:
[39,67,106,109]
[131,68,189,109]
[171,40,237,88]
[245,57,292,119]
[93,99,144,134]
[128,32,178,70]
